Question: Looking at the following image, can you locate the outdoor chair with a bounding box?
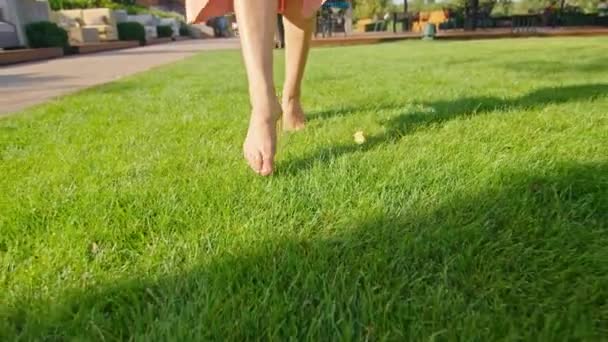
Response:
[53,9,117,42]
[0,20,19,48]
[51,10,96,44]
[82,8,118,41]
[512,14,541,33]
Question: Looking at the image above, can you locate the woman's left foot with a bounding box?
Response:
[243,101,282,176]
[282,97,306,131]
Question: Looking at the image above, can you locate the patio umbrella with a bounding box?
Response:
[322,1,350,9]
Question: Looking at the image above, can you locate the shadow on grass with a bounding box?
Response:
[285,83,608,175]
[3,161,607,340]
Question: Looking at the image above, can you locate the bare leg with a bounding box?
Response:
[281,0,314,131]
[234,0,281,176]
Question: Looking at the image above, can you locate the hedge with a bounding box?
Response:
[179,22,190,37]
[156,25,173,38]
[25,21,69,49]
[117,22,146,44]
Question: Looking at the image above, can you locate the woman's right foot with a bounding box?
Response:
[282,97,306,131]
[243,102,282,176]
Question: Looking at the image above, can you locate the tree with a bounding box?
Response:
[353,0,392,18]
[447,0,498,30]
[464,0,479,30]
[496,0,513,16]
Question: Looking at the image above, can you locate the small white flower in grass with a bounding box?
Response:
[89,242,101,259]
[90,242,99,254]
[354,131,366,145]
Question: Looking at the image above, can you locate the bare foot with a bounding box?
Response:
[282,97,306,131]
[243,102,282,176]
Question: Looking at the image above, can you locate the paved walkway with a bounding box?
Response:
[0,38,240,116]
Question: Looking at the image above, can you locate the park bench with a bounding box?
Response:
[512,14,541,33]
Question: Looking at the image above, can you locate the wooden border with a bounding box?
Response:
[312,27,608,47]
[146,37,173,45]
[0,47,64,66]
[75,41,140,55]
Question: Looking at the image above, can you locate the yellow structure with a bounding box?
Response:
[412,10,448,33]
[354,18,373,32]
[355,10,449,34]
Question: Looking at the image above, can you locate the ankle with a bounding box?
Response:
[282,94,301,106]
[251,102,281,123]
[250,84,278,108]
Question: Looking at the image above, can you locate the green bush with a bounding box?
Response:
[117,22,146,44]
[179,23,190,37]
[49,0,135,10]
[561,13,598,26]
[49,0,185,21]
[25,21,69,49]
[156,25,173,38]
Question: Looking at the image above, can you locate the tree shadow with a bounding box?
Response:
[282,83,608,175]
[2,161,606,340]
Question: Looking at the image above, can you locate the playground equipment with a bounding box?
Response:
[316,0,353,37]
[412,10,448,33]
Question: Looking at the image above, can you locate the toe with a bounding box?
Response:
[246,151,263,174]
[260,153,274,176]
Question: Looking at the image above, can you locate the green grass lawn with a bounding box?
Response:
[1,37,607,340]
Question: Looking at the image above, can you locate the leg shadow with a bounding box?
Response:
[281,83,608,175]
